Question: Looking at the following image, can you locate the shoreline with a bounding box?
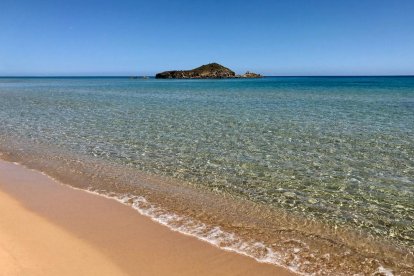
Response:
[0,141,410,275]
[0,159,294,275]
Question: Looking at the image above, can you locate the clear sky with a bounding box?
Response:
[1,0,413,76]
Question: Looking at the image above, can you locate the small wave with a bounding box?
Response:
[86,188,303,275]
[8,160,300,274]
[7,160,396,276]
[377,266,394,276]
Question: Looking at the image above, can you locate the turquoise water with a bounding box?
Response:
[0,77,413,274]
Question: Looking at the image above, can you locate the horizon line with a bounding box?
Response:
[1,75,414,78]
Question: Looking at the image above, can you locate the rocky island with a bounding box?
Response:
[155,63,262,79]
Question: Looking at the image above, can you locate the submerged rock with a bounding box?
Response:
[283,192,296,198]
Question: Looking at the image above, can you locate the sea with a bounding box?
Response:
[0,76,413,275]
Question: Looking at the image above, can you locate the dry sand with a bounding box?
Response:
[0,160,294,276]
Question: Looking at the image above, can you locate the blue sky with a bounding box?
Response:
[1,0,413,76]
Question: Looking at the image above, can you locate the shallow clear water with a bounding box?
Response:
[0,77,413,274]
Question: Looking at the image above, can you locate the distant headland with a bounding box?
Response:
[155,63,262,79]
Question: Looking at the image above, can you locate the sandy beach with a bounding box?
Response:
[0,160,294,276]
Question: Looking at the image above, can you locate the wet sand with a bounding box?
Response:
[0,160,294,276]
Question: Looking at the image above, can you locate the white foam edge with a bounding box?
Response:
[8,160,395,276]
